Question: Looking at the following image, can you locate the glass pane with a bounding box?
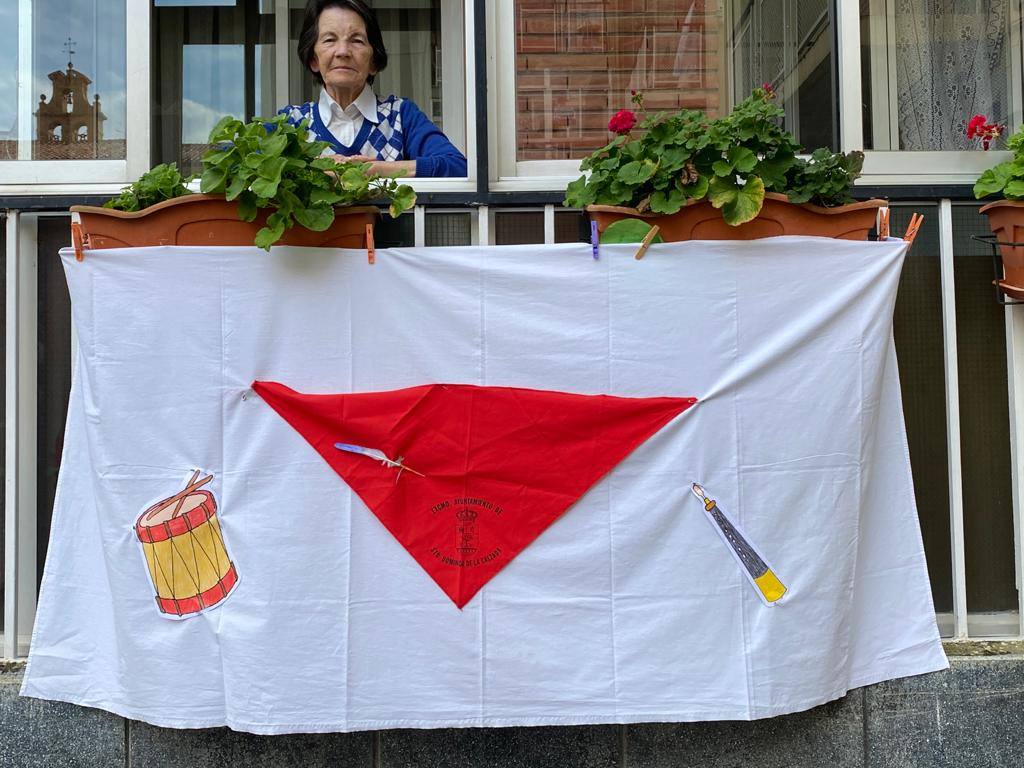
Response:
[890,204,953,613]
[495,211,544,245]
[37,217,73,588]
[288,0,466,154]
[153,2,276,174]
[514,0,835,161]
[862,1,1024,150]
[0,0,126,160]
[425,212,472,246]
[952,205,1017,613]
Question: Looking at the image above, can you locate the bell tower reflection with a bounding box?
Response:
[34,37,107,159]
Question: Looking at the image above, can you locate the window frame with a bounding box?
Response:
[0,0,151,191]
[490,0,1024,188]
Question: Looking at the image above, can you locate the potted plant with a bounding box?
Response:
[72,114,416,252]
[971,115,1024,299]
[565,87,884,241]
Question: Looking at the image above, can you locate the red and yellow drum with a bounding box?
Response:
[135,488,237,617]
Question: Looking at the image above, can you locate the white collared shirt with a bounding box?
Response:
[317,86,379,148]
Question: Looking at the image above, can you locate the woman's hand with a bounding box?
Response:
[330,154,416,178]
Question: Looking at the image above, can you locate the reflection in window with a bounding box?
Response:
[0,0,126,161]
[182,45,246,146]
[153,1,276,174]
[514,0,835,162]
[862,1,1023,150]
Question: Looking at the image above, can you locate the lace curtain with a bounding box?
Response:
[894,0,1010,150]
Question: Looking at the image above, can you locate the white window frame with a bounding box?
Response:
[844,0,1024,185]
[0,0,151,194]
[491,0,1024,188]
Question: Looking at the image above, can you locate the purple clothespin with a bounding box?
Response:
[590,220,599,260]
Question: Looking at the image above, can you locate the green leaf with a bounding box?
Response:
[236,191,258,222]
[1004,179,1024,199]
[649,187,685,214]
[600,219,664,244]
[262,131,288,158]
[389,184,417,217]
[564,175,594,208]
[728,146,758,173]
[293,203,335,232]
[616,160,657,185]
[974,165,1013,198]
[716,176,765,226]
[681,175,709,201]
[258,155,289,183]
[254,213,287,251]
[207,115,240,143]
[250,176,280,199]
[199,166,228,194]
[224,171,251,201]
[712,159,734,177]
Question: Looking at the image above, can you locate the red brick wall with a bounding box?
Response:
[515,0,725,161]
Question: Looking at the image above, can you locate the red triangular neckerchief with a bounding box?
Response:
[253,381,697,607]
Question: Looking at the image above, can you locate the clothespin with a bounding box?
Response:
[71,221,86,261]
[590,220,599,259]
[633,225,661,260]
[877,207,890,240]
[365,224,375,264]
[903,213,924,245]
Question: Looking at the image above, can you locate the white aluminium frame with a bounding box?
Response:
[0,0,151,195]
[491,0,1024,188]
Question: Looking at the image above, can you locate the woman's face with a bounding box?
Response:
[310,6,377,98]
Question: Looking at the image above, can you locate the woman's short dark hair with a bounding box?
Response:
[297,0,388,86]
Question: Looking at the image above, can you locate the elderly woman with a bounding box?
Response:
[280,0,467,178]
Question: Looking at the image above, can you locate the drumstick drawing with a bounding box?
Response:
[690,483,787,605]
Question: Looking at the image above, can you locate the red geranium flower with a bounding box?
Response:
[967,114,986,139]
[608,109,637,135]
[966,114,1004,149]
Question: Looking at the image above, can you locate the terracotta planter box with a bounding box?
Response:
[70,194,379,251]
[587,192,886,242]
[980,199,1024,301]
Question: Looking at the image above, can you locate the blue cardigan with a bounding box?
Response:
[278,95,467,178]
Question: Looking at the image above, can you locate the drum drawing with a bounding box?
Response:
[134,471,238,618]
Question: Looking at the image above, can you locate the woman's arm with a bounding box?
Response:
[397,99,467,178]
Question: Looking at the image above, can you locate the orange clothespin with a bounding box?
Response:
[365,224,375,265]
[903,213,924,245]
[71,221,86,261]
[633,225,661,260]
[877,207,890,240]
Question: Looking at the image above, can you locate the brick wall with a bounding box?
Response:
[515,0,726,161]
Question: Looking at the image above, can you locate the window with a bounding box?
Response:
[151,0,469,178]
[862,0,1023,151]
[0,0,127,162]
[496,0,836,179]
[152,0,277,174]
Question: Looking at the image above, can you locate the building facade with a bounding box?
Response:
[2,2,1024,766]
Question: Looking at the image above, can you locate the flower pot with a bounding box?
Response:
[70,194,379,251]
[979,199,1024,301]
[587,193,886,242]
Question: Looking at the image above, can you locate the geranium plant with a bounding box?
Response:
[564,87,864,226]
[971,115,1024,201]
[104,114,416,250]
